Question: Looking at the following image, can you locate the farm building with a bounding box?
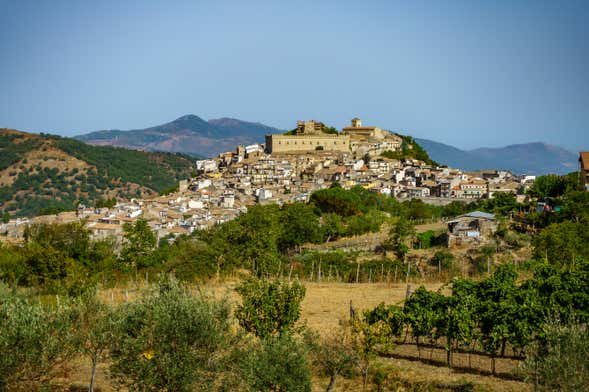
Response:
[447,211,497,247]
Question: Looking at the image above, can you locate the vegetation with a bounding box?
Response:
[108,275,230,391]
[523,318,589,391]
[381,135,438,166]
[0,130,193,217]
[235,277,306,338]
[0,169,588,390]
[237,333,312,392]
[0,285,77,390]
[362,261,589,372]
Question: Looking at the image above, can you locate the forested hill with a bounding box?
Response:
[0,129,194,217]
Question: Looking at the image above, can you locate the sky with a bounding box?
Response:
[0,0,587,151]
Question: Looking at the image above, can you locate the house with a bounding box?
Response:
[88,222,123,243]
[580,152,589,191]
[447,211,497,247]
[454,179,487,199]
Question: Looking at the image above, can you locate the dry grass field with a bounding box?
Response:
[73,280,531,391]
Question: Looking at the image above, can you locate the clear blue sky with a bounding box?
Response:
[1,0,587,151]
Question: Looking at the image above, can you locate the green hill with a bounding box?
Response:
[381,135,438,166]
[0,129,194,218]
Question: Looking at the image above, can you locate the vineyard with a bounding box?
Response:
[361,261,589,378]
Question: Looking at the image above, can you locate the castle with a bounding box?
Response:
[342,117,403,156]
[265,120,350,154]
[265,118,402,156]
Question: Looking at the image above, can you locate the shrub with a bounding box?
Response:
[108,275,230,391]
[523,318,589,391]
[235,277,305,338]
[0,288,77,390]
[307,329,359,392]
[239,333,312,392]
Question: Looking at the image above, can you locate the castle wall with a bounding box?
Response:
[266,134,350,153]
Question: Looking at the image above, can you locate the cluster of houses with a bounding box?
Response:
[0,119,546,247]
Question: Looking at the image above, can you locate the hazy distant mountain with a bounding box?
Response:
[76,115,284,157]
[415,138,578,175]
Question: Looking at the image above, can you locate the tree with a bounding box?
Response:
[383,217,415,261]
[533,220,589,265]
[22,242,75,291]
[528,174,568,199]
[108,275,230,391]
[523,318,589,391]
[235,277,306,339]
[278,203,322,251]
[162,238,219,282]
[350,314,394,392]
[24,220,91,262]
[0,245,26,288]
[238,333,312,392]
[227,204,283,276]
[0,287,77,390]
[73,292,115,392]
[310,187,362,217]
[321,213,345,242]
[482,192,520,216]
[307,330,359,392]
[120,219,156,267]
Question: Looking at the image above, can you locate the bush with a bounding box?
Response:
[239,333,312,392]
[0,288,77,390]
[307,329,359,392]
[108,275,230,391]
[523,318,589,391]
[235,277,305,338]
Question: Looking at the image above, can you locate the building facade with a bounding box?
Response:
[342,118,402,156]
[580,152,589,191]
[265,120,350,154]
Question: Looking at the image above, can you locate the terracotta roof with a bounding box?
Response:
[580,152,589,170]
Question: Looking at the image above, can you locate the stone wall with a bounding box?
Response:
[266,134,350,153]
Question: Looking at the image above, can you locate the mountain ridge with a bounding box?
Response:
[415,138,578,175]
[76,115,284,157]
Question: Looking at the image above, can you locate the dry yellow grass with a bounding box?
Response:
[83,280,531,391]
[300,282,442,334]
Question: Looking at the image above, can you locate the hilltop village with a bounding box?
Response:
[1,118,537,243]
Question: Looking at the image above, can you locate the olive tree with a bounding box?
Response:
[0,286,77,391]
[307,329,359,392]
[108,275,230,391]
[72,292,115,392]
[238,333,312,392]
[235,277,306,338]
[524,318,589,391]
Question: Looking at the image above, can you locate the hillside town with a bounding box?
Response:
[1,118,582,245]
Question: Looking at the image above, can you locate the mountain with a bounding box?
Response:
[415,138,578,175]
[0,129,194,217]
[76,115,284,157]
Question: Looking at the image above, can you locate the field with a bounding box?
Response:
[72,281,529,391]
